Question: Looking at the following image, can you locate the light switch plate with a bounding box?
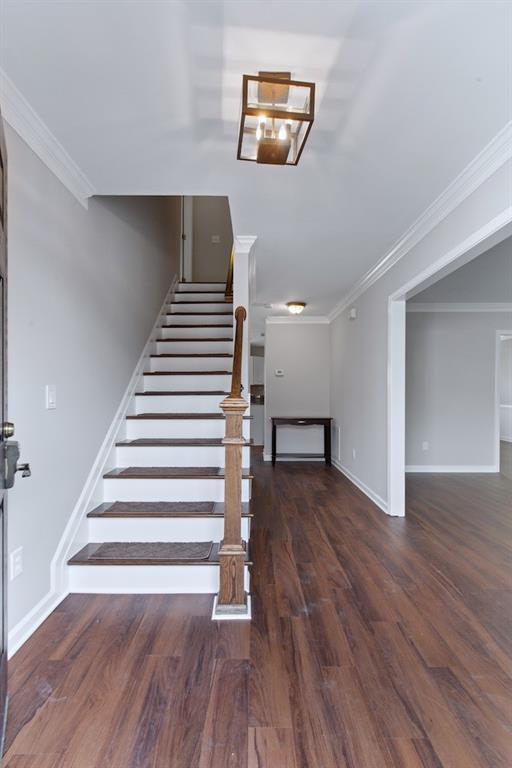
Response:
[46,384,57,410]
[211,234,220,244]
[10,547,23,580]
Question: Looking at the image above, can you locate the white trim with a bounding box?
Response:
[331,457,389,515]
[387,299,406,517]
[212,594,252,621]
[0,68,95,207]
[51,276,179,599]
[501,437,512,443]
[388,209,512,303]
[266,316,330,325]
[234,235,258,254]
[501,404,512,409]
[329,122,512,321]
[406,465,499,473]
[408,302,512,313]
[8,589,68,659]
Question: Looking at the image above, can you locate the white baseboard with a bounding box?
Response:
[8,589,68,659]
[501,436,512,443]
[405,464,499,473]
[331,458,389,514]
[48,276,179,618]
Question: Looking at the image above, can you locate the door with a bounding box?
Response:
[0,102,8,755]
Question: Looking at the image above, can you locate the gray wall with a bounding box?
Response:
[501,338,512,405]
[411,236,512,303]
[406,312,511,469]
[264,322,330,458]
[329,157,510,508]
[6,125,180,632]
[192,196,232,283]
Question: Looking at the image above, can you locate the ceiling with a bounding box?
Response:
[0,0,510,337]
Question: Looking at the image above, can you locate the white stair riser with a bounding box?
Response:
[68,564,250,594]
[88,516,250,542]
[150,357,233,372]
[126,420,251,439]
[167,302,231,314]
[158,326,233,340]
[135,394,224,413]
[155,340,233,355]
[164,314,233,326]
[173,292,225,302]
[103,477,251,502]
[177,283,225,292]
[142,374,231,391]
[116,444,251,467]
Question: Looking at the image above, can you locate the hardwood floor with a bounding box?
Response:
[4,444,512,767]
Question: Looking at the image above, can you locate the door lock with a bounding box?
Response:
[3,442,31,488]
[2,422,14,439]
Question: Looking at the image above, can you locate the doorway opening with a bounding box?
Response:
[387,215,512,517]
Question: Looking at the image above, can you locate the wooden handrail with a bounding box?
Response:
[230,306,246,397]
[215,305,249,617]
[225,246,234,302]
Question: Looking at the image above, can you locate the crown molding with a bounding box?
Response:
[266,315,330,324]
[0,68,95,208]
[329,121,512,322]
[234,235,258,253]
[407,302,512,313]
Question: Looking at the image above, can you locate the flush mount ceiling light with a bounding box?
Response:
[286,301,306,315]
[237,72,315,166]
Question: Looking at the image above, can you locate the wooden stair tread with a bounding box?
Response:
[143,371,231,376]
[69,542,251,566]
[126,412,251,420]
[103,466,253,479]
[157,338,233,342]
[87,501,251,518]
[175,290,226,294]
[165,312,233,316]
[159,324,233,329]
[116,438,252,446]
[171,300,233,304]
[150,353,233,358]
[135,390,228,396]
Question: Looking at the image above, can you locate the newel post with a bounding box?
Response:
[213,306,250,619]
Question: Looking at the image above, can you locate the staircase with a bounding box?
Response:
[67,282,252,595]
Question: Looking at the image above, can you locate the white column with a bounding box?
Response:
[233,235,257,396]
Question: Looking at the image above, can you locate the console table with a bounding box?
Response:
[271,417,332,466]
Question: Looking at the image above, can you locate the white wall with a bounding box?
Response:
[329,157,511,509]
[192,196,232,283]
[264,321,330,459]
[6,125,180,632]
[406,312,511,470]
[500,337,512,441]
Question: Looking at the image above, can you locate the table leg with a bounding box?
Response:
[324,423,332,466]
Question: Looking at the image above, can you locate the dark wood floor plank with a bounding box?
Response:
[4,443,512,767]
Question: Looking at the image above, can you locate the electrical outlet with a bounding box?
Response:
[46,384,57,410]
[275,369,284,377]
[352,448,356,460]
[422,441,429,451]
[10,547,23,580]
[211,234,220,244]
